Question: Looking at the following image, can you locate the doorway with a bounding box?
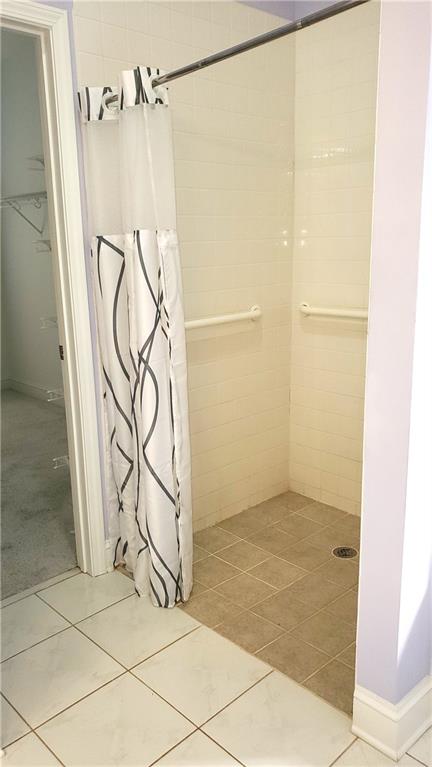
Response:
[0,1,106,600]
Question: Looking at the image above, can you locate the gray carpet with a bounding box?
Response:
[1,389,77,599]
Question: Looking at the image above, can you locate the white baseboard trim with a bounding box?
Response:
[4,378,65,408]
[352,675,432,760]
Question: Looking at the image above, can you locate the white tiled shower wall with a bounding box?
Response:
[73,0,295,531]
[289,2,380,514]
[73,0,379,527]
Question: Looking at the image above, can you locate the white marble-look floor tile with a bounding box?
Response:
[1,568,80,609]
[333,738,420,765]
[408,727,432,766]
[133,626,270,726]
[38,571,135,623]
[78,594,199,667]
[203,670,355,766]
[154,731,242,765]
[37,673,194,766]
[1,595,69,661]
[1,733,60,765]
[1,696,30,748]
[1,627,123,727]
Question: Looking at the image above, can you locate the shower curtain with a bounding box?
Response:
[79,66,192,607]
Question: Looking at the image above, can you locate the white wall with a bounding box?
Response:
[1,30,63,394]
[356,0,432,713]
[73,0,295,532]
[289,1,380,515]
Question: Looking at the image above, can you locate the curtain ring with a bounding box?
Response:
[102,91,118,114]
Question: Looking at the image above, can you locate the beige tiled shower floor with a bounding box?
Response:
[183,491,360,715]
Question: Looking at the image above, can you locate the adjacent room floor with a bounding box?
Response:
[1,390,76,598]
[1,568,431,766]
[186,491,360,715]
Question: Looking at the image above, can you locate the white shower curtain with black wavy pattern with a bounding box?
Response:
[79,66,192,607]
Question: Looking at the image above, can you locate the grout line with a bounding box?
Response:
[146,730,200,767]
[198,730,247,766]
[36,590,135,626]
[327,737,358,767]
[200,669,275,729]
[1,626,72,665]
[0,569,81,610]
[34,730,67,767]
[127,626,202,672]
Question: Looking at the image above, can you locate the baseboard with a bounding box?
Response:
[4,378,65,409]
[352,675,432,760]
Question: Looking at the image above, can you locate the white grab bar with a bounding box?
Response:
[299,302,368,320]
[185,304,262,330]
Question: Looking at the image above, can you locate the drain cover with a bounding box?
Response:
[332,546,358,559]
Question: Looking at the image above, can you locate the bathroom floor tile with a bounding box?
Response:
[203,671,355,766]
[337,642,356,669]
[280,491,314,511]
[315,557,359,588]
[194,527,239,554]
[333,739,407,765]
[333,514,361,537]
[194,556,241,588]
[133,626,270,725]
[1,627,122,727]
[247,525,297,554]
[218,507,267,538]
[306,524,360,554]
[257,634,329,682]
[326,589,359,625]
[304,659,355,715]
[215,610,284,654]
[216,540,269,570]
[1,595,69,661]
[193,544,209,563]
[154,730,241,765]
[214,573,277,609]
[408,726,432,766]
[1,696,30,748]
[1,733,61,765]
[38,571,135,623]
[278,539,331,571]
[275,513,324,541]
[297,502,348,526]
[251,587,317,630]
[37,674,194,767]
[178,590,240,628]
[291,610,356,656]
[248,557,306,589]
[78,594,199,667]
[247,496,291,525]
[285,572,346,609]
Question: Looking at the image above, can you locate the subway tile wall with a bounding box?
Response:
[289,2,380,514]
[73,1,295,531]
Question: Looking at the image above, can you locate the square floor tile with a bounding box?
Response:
[1,627,122,727]
[216,540,269,570]
[154,731,241,765]
[276,513,324,541]
[306,524,360,554]
[203,671,355,766]
[333,514,361,537]
[218,508,267,538]
[333,739,402,765]
[246,496,291,525]
[38,572,135,623]
[194,557,241,588]
[194,527,239,554]
[281,491,314,511]
[78,594,199,667]
[215,611,284,654]
[304,659,355,715]
[37,674,193,767]
[338,643,356,669]
[248,557,306,590]
[285,572,346,609]
[251,587,317,630]
[214,573,276,609]
[133,626,270,725]
[408,726,432,766]
[1,733,61,765]
[1,696,30,748]
[257,634,328,682]
[326,590,359,625]
[1,595,69,661]
[247,526,297,555]
[297,502,348,526]
[193,545,209,563]
[315,558,359,588]
[278,540,331,571]
[178,590,240,628]
[291,610,356,656]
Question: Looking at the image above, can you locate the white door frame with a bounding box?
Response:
[0,0,107,576]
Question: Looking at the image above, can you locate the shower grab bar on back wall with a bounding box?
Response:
[299,302,368,320]
[185,304,262,330]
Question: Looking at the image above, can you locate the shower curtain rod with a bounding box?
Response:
[105,0,368,105]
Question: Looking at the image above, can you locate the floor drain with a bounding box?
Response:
[332,546,358,559]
